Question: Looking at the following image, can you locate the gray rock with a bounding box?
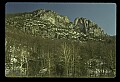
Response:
[5,9,107,42]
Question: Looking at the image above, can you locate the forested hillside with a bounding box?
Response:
[5,9,116,78]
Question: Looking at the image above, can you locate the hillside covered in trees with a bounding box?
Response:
[5,9,116,78]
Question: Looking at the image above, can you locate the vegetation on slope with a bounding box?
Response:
[5,30,116,78]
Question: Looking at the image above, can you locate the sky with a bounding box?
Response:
[5,2,116,35]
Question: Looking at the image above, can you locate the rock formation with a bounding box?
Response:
[5,9,107,42]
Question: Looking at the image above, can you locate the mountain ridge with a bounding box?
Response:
[5,9,116,77]
[5,9,109,42]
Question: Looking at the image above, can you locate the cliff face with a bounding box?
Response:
[5,9,108,42]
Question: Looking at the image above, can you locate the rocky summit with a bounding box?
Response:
[5,9,108,42]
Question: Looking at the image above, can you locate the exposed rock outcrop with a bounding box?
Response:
[5,9,108,42]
